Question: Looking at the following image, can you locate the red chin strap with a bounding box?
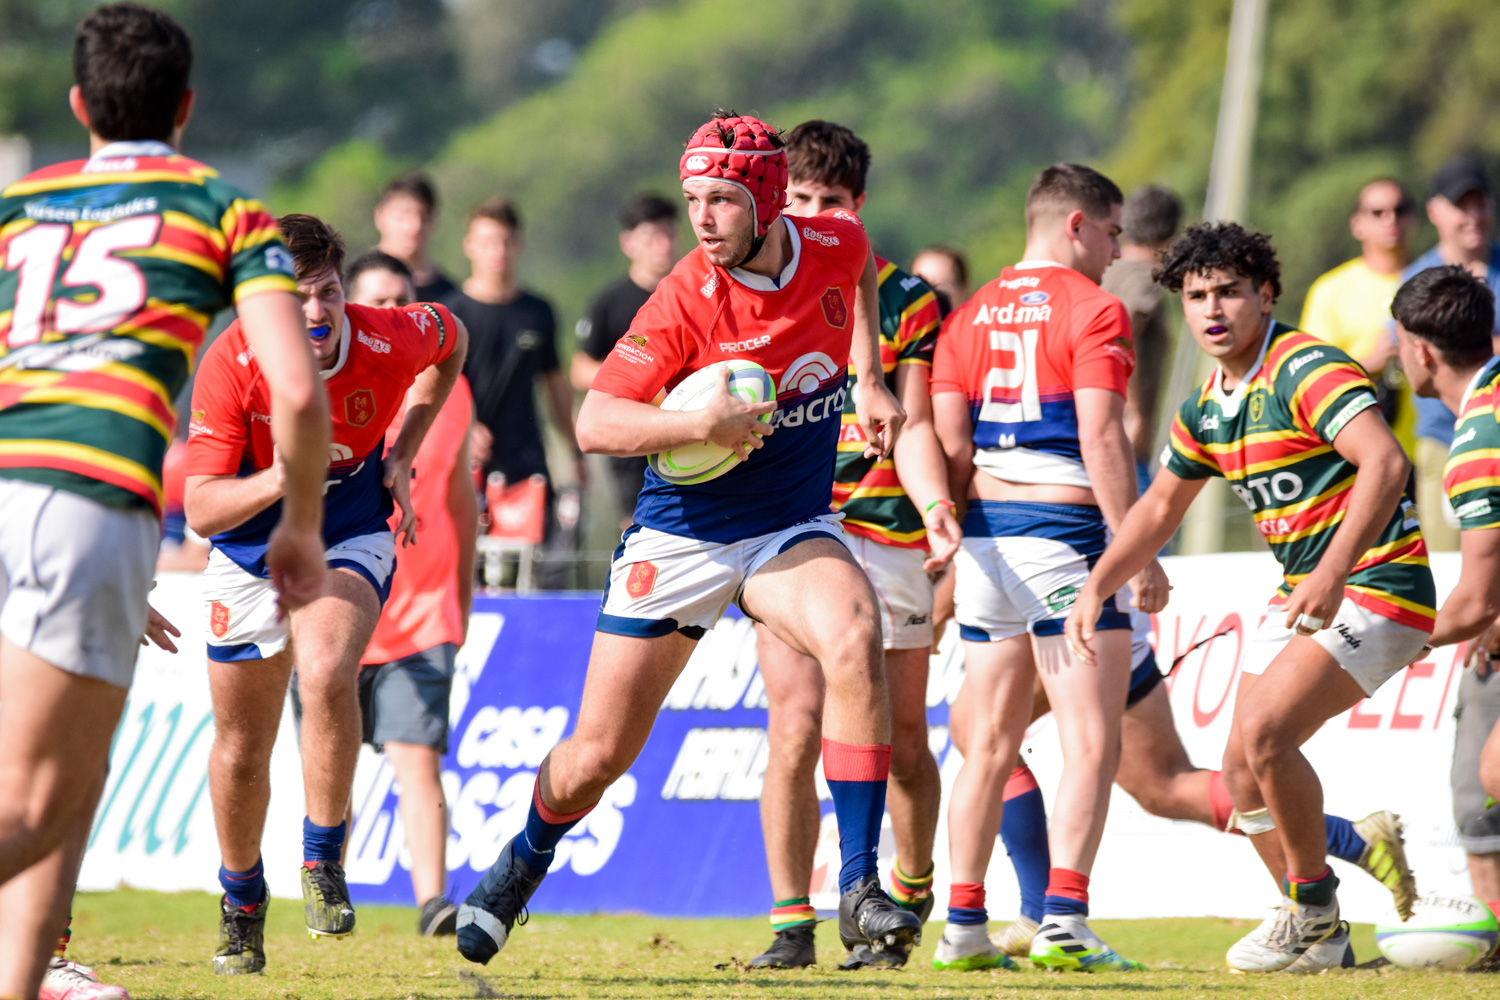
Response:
[680,114,787,237]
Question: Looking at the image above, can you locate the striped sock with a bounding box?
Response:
[55,910,71,958]
[1043,867,1089,918]
[890,860,934,910]
[1285,866,1337,908]
[770,896,816,932]
[219,857,266,912]
[514,780,594,874]
[947,881,987,925]
[822,739,891,894]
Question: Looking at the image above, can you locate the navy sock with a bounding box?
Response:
[513,781,592,874]
[1324,814,1366,865]
[1043,867,1090,918]
[999,766,1050,922]
[822,739,891,895]
[302,817,346,864]
[219,857,266,910]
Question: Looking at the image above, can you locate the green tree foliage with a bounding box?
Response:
[282,0,1126,347]
[1109,0,1500,314]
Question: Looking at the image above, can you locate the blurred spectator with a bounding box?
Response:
[374,173,457,303]
[1103,184,1181,492]
[447,198,582,586]
[1300,178,1417,455]
[1404,157,1500,551]
[347,257,477,934]
[570,193,680,529]
[911,245,970,314]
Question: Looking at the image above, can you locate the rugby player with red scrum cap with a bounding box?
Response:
[456,109,912,965]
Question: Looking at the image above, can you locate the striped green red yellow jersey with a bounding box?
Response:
[1445,355,1500,530]
[831,255,941,548]
[1163,320,1435,630]
[0,142,296,514]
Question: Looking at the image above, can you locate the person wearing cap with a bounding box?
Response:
[1403,157,1500,552]
[1300,179,1418,457]
[455,109,912,968]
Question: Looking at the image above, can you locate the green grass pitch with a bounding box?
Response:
[68,889,1497,999]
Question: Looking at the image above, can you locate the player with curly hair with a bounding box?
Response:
[1065,222,1434,974]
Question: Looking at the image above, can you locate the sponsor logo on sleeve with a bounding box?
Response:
[802,226,841,247]
[1456,497,1492,519]
[1288,349,1325,376]
[264,245,295,275]
[356,331,392,355]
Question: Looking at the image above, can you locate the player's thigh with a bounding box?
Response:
[570,630,699,763]
[1117,680,1195,795]
[0,481,157,689]
[292,538,391,674]
[1033,630,1130,744]
[208,646,294,744]
[956,635,1037,751]
[1236,636,1365,753]
[0,640,127,829]
[741,535,878,662]
[756,622,825,735]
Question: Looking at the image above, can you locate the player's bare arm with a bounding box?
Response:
[235,288,332,608]
[1075,386,1169,613]
[850,250,906,459]
[891,361,961,569]
[384,316,469,545]
[577,367,776,461]
[448,427,480,640]
[931,389,977,516]
[184,466,287,538]
[544,368,588,486]
[1281,406,1408,633]
[1066,469,1204,663]
[1430,528,1500,648]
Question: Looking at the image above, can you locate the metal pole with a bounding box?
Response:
[1179,0,1268,556]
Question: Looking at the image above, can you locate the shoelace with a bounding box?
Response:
[1260,906,1299,951]
[306,863,348,904]
[482,869,531,931]
[47,962,99,985]
[223,907,261,951]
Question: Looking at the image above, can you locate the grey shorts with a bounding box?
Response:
[1452,665,1500,854]
[0,479,158,689]
[291,642,456,753]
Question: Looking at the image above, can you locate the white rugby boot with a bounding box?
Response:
[989,914,1040,957]
[1282,921,1354,974]
[1352,811,1417,921]
[932,921,1016,971]
[1226,897,1341,973]
[1029,914,1146,971]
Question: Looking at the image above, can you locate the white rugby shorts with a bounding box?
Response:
[1241,596,1430,696]
[598,514,847,638]
[0,480,158,689]
[954,500,1130,642]
[845,534,934,650]
[203,531,395,662]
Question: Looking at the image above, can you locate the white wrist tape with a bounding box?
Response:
[1228,806,1277,836]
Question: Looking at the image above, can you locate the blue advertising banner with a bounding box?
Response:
[343,594,953,916]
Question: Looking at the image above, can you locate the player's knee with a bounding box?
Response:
[1237,709,1291,773]
[568,739,633,796]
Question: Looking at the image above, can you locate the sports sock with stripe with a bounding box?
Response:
[770,896,815,932]
[999,765,1049,922]
[890,860,934,910]
[302,817,346,864]
[514,779,593,874]
[219,857,266,910]
[821,738,890,894]
[946,881,987,925]
[1285,865,1338,908]
[1043,867,1089,918]
[55,909,71,958]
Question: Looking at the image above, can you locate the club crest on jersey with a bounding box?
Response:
[625,561,658,599]
[345,388,376,427]
[1248,392,1265,423]
[821,287,848,329]
[210,601,230,638]
[626,333,649,348]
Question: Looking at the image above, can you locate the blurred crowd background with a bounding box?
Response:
[4,0,1500,582]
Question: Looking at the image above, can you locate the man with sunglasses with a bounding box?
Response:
[1301,179,1417,455]
[185,214,467,971]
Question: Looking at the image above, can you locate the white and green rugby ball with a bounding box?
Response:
[1375,894,1499,969]
[651,360,775,485]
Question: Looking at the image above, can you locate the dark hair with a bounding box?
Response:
[913,245,969,287]
[1356,176,1414,216]
[1153,222,1283,301]
[784,120,871,197]
[73,3,193,143]
[377,172,438,214]
[618,193,678,231]
[695,107,786,150]
[468,197,522,233]
[1025,163,1124,229]
[1391,265,1496,368]
[1122,185,1183,246]
[346,248,412,289]
[276,214,346,281]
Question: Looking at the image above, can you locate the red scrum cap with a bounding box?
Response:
[680,114,788,236]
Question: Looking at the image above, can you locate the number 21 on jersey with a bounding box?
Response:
[3,215,162,349]
[976,327,1041,426]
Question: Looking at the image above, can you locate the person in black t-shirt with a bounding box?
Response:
[570,193,679,528]
[374,172,458,303]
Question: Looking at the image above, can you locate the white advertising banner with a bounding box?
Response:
[79,553,1479,922]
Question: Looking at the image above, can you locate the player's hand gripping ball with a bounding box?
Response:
[651,361,775,485]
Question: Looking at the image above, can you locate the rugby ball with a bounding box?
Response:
[1375,894,1499,970]
[650,360,775,485]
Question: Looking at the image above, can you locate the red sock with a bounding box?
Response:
[1045,867,1089,903]
[1488,900,1500,924]
[1208,770,1238,833]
